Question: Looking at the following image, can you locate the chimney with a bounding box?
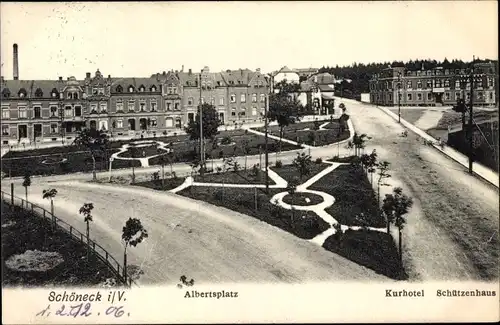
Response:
[86,72,91,78]
[181,65,184,72]
[13,44,19,80]
[189,69,192,74]
[59,77,63,81]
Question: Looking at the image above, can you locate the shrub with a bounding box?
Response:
[315,157,322,164]
[216,166,222,174]
[219,150,224,159]
[151,171,160,182]
[213,189,223,202]
[163,131,168,136]
[275,160,283,168]
[252,164,260,177]
[172,171,177,179]
[221,136,232,145]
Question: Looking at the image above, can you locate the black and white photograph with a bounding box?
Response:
[1,1,498,323]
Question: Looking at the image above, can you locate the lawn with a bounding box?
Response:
[177,186,330,240]
[193,169,276,185]
[435,110,498,129]
[133,176,187,191]
[309,164,384,228]
[270,162,330,183]
[252,120,350,146]
[323,229,405,280]
[1,129,301,177]
[1,201,120,287]
[282,192,324,206]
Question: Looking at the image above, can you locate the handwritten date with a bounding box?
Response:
[36,303,128,318]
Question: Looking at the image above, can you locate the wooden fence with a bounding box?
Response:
[1,190,135,287]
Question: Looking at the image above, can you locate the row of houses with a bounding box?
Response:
[1,62,337,144]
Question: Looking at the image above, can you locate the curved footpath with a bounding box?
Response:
[6,180,389,285]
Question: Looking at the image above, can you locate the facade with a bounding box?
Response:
[297,72,337,115]
[1,66,271,145]
[369,62,497,107]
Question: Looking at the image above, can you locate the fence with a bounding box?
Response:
[1,190,135,287]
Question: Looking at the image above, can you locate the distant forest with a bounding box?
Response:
[318,58,498,100]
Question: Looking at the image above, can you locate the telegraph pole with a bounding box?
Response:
[199,73,204,170]
[264,92,270,194]
[468,56,475,174]
[397,72,402,123]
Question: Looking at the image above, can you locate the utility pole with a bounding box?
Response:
[199,73,204,170]
[468,56,475,174]
[397,72,402,123]
[264,92,270,194]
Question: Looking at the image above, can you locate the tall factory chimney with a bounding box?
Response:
[13,44,19,80]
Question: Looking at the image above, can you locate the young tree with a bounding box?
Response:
[242,139,251,170]
[382,187,414,260]
[22,173,31,202]
[122,217,148,283]
[79,202,94,259]
[292,152,312,180]
[42,188,58,231]
[268,86,302,152]
[376,161,391,207]
[74,128,109,181]
[348,132,369,156]
[157,148,167,188]
[184,103,222,169]
[129,146,139,184]
[367,149,378,184]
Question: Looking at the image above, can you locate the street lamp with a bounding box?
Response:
[397,72,402,123]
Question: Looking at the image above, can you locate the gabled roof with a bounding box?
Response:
[220,69,253,86]
[1,79,71,99]
[110,77,160,92]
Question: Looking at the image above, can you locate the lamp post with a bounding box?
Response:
[199,73,204,171]
[397,72,402,123]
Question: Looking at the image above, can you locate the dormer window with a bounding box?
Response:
[51,88,59,98]
[150,85,157,92]
[116,85,123,93]
[2,88,10,98]
[128,85,135,93]
[139,85,145,92]
[18,88,27,98]
[35,88,43,97]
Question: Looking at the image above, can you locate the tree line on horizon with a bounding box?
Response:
[319,58,498,99]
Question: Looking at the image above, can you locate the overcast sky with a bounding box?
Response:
[1,1,497,80]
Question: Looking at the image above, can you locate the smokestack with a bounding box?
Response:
[13,44,19,80]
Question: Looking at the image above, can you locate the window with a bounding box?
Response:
[65,106,73,117]
[388,94,393,101]
[166,102,171,111]
[417,81,422,89]
[219,98,224,105]
[455,92,460,100]
[426,80,433,89]
[150,118,157,127]
[455,80,460,89]
[2,125,9,136]
[128,100,135,112]
[407,94,412,101]
[116,85,123,93]
[188,97,194,106]
[487,77,494,88]
[50,106,58,117]
[139,102,146,112]
[151,86,157,92]
[476,79,483,89]
[116,120,123,128]
[435,79,442,88]
[32,106,41,118]
[167,85,177,94]
[51,90,58,98]
[240,94,246,103]
[92,87,98,95]
[240,111,246,116]
[490,92,494,100]
[260,94,265,103]
[18,106,27,118]
[466,93,471,100]
[100,103,107,113]
[139,85,145,92]
[477,92,484,100]
[417,93,422,101]
[252,94,257,103]
[90,104,98,113]
[174,102,180,110]
[252,107,257,116]
[444,79,450,87]
[128,86,134,93]
[444,92,450,100]
[116,100,124,111]
[75,105,82,116]
[35,88,43,97]
[200,97,205,104]
[406,81,412,89]
[231,94,237,103]
[151,100,157,112]
[427,93,432,101]
[2,107,9,119]
[50,123,58,133]
[211,97,215,106]
[165,117,173,127]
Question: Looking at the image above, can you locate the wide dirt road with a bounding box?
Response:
[7,180,388,285]
[337,98,499,281]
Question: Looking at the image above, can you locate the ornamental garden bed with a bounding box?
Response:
[193,169,276,185]
[177,186,329,240]
[282,192,324,206]
[252,120,350,146]
[134,176,186,191]
[270,162,330,183]
[1,201,120,287]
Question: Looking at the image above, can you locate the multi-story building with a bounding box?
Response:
[369,62,497,107]
[0,44,274,145]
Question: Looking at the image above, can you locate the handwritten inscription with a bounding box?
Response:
[37,290,129,319]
